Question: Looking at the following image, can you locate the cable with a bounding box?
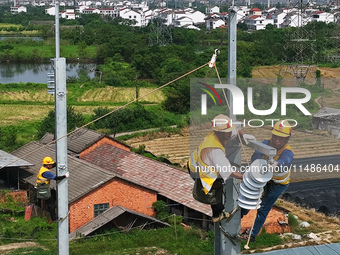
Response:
[244,188,262,250]
[0,62,209,171]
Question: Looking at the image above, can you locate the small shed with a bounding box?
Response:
[312,107,340,138]
[0,149,33,190]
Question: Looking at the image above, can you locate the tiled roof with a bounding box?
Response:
[81,144,211,216]
[0,150,33,168]
[69,205,169,239]
[39,128,129,155]
[11,141,115,203]
[251,8,261,11]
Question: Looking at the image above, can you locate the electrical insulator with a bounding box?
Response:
[47,58,55,95]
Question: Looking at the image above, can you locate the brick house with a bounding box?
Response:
[11,141,167,235]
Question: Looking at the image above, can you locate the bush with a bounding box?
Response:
[37,106,85,139]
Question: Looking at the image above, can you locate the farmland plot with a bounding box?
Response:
[127,126,340,179]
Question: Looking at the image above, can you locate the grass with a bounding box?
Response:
[0,104,54,126]
[78,87,164,103]
[0,201,214,255]
[241,229,282,251]
[0,23,23,28]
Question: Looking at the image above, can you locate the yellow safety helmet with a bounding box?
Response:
[211,114,235,132]
[272,120,292,137]
[42,156,54,165]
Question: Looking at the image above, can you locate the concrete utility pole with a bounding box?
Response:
[214,6,240,255]
[54,2,69,255]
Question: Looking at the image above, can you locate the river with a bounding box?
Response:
[0,62,96,84]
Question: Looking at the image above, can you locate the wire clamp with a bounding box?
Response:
[208,49,220,68]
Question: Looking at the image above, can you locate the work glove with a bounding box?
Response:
[243,134,256,144]
[267,161,278,172]
[54,172,69,180]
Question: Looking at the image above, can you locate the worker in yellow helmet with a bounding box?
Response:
[240,120,294,242]
[188,114,256,223]
[36,156,69,222]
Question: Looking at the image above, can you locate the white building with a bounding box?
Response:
[100,8,117,17]
[45,6,55,15]
[205,16,225,30]
[206,6,219,14]
[287,13,306,27]
[60,9,76,19]
[10,6,27,14]
[120,9,146,27]
[245,14,273,30]
[249,7,262,16]
[174,16,193,27]
[186,10,205,24]
[237,6,250,22]
[312,11,334,23]
[82,8,100,14]
[273,12,286,28]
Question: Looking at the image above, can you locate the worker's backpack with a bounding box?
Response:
[36,183,51,200]
[192,178,223,205]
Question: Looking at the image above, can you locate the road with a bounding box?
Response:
[290,155,340,182]
[284,155,340,215]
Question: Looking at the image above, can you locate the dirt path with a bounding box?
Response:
[0,242,42,253]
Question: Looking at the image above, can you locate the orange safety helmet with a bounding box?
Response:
[211,114,235,132]
[272,120,292,137]
[42,156,54,165]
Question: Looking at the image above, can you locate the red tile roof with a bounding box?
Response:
[249,15,260,19]
[251,8,261,11]
[81,144,211,216]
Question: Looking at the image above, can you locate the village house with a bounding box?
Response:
[10,5,27,14]
[120,9,146,27]
[205,14,225,30]
[205,5,219,14]
[60,9,76,19]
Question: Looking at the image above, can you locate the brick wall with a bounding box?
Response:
[0,190,27,204]
[79,137,129,158]
[69,178,157,233]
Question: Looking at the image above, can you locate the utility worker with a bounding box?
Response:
[188,114,255,223]
[240,120,294,242]
[36,156,69,222]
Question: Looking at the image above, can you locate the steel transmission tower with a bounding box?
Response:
[148,0,173,47]
[281,0,317,83]
[148,16,173,46]
[326,24,340,66]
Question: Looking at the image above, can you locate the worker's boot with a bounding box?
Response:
[212,211,231,223]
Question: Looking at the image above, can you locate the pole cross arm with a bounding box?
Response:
[245,140,277,164]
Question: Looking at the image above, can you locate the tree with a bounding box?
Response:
[37,106,85,139]
[77,41,88,58]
